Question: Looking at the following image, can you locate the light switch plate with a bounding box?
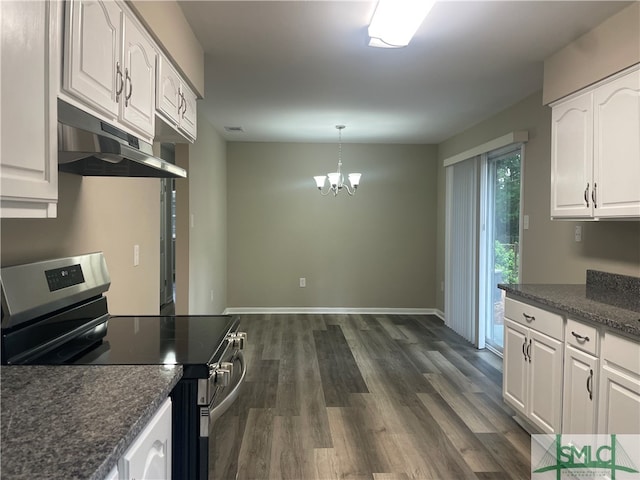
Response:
[133,244,140,266]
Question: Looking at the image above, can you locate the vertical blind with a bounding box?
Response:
[445,156,479,345]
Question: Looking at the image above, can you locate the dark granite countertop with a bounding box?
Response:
[0,365,182,480]
[498,283,640,339]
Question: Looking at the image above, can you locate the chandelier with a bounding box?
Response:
[313,125,361,196]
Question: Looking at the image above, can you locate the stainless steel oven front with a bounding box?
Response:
[198,331,247,479]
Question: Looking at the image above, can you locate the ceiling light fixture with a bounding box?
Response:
[368,0,435,48]
[314,125,361,197]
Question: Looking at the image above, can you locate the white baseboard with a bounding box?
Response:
[223,307,444,316]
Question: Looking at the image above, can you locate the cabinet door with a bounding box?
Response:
[598,365,640,434]
[503,318,528,416]
[179,84,198,141]
[156,57,181,126]
[593,67,640,218]
[64,0,121,119]
[121,11,156,139]
[1,1,58,218]
[529,329,563,434]
[120,398,172,480]
[563,345,597,434]
[550,92,594,218]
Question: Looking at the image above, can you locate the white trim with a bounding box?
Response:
[223,307,442,316]
[443,131,528,167]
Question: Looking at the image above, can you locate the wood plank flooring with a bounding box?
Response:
[212,314,531,480]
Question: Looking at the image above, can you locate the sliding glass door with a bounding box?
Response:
[480,146,522,353]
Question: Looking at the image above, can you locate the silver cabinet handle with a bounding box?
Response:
[592,182,597,208]
[571,331,590,342]
[115,62,124,101]
[584,183,590,207]
[587,368,593,400]
[523,313,535,322]
[522,338,528,361]
[181,92,187,117]
[526,339,532,363]
[125,68,132,107]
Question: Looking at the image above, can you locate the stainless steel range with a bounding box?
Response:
[0,252,247,479]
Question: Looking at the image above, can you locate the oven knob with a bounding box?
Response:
[214,362,233,387]
[231,332,247,350]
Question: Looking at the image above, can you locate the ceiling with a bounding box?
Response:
[179,1,630,144]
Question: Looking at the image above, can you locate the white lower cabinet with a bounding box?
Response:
[104,466,118,480]
[598,332,640,434]
[504,319,528,414]
[562,317,599,433]
[504,296,640,436]
[562,345,598,433]
[528,329,564,433]
[503,299,564,434]
[119,398,172,480]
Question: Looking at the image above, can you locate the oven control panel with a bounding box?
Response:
[44,264,85,291]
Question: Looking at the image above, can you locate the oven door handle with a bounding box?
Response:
[209,350,247,424]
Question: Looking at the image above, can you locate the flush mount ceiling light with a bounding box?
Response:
[368,0,436,48]
[314,125,361,197]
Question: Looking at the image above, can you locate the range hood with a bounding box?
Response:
[57,100,187,179]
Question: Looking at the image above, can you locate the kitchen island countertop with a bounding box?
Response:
[0,364,182,480]
[498,283,640,339]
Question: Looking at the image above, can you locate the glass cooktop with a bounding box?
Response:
[37,315,238,378]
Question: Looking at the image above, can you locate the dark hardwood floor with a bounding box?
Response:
[212,314,531,480]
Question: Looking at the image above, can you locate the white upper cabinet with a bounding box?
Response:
[156,55,198,143]
[551,65,640,220]
[1,1,59,218]
[593,70,640,217]
[62,0,157,140]
[121,11,156,136]
[551,92,593,218]
[63,0,121,119]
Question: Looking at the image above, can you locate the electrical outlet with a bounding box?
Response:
[574,225,583,242]
[523,215,530,230]
[299,277,306,288]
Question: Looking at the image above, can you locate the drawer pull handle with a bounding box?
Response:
[522,313,535,322]
[571,331,590,342]
[586,369,593,400]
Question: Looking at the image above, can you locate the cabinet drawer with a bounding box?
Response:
[566,318,599,356]
[602,332,640,376]
[505,298,564,340]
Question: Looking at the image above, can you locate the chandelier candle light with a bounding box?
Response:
[314,125,361,196]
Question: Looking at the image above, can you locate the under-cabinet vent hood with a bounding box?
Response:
[57,100,187,179]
